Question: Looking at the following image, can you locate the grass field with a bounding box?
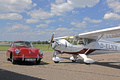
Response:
[0,44,53,51]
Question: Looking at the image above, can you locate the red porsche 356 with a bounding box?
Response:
[6,41,43,64]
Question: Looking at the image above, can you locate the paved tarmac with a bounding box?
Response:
[0,51,120,80]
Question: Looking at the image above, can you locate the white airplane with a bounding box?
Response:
[49,26,120,64]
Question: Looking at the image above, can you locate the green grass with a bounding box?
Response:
[0,45,10,51]
[33,44,53,51]
[0,44,53,51]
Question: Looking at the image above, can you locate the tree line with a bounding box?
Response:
[32,41,49,44]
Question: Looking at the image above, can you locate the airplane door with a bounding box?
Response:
[71,37,85,52]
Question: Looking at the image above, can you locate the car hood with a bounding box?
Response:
[14,47,39,54]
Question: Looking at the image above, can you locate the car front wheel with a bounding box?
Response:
[36,59,41,64]
[11,57,16,64]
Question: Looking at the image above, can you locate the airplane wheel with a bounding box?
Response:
[54,61,59,63]
[85,63,91,65]
[72,60,76,62]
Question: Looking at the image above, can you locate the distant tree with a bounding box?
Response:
[45,41,49,44]
[37,41,41,44]
[32,41,49,44]
[32,41,37,44]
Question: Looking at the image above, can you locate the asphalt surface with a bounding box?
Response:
[0,51,120,80]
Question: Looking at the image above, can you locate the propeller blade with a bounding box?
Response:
[50,34,54,43]
[47,34,54,50]
[47,44,50,51]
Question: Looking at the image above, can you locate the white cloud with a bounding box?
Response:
[26,18,39,23]
[84,17,102,23]
[36,24,48,28]
[59,25,62,27]
[55,0,66,4]
[52,0,100,16]
[45,20,55,24]
[104,12,120,20]
[0,0,36,13]
[71,21,87,27]
[68,0,100,8]
[50,0,100,17]
[8,23,30,31]
[59,18,64,21]
[107,0,120,12]
[56,28,68,31]
[27,0,100,21]
[55,27,74,36]
[0,13,22,20]
[51,2,74,16]
[72,10,79,14]
[27,9,53,19]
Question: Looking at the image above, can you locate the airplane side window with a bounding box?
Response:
[84,38,96,44]
[77,40,84,45]
[87,39,96,44]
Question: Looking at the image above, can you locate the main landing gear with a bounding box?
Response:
[52,51,95,64]
[70,54,79,63]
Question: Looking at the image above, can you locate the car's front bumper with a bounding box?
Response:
[13,54,42,61]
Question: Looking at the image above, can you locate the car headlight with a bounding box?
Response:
[15,49,20,54]
[39,50,43,55]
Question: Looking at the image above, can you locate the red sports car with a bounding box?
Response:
[6,41,43,64]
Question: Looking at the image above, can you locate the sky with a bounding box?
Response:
[0,0,120,41]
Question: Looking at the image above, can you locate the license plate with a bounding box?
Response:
[25,59,36,61]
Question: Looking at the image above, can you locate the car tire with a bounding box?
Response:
[12,58,16,64]
[36,59,41,64]
[11,55,16,64]
[7,57,10,61]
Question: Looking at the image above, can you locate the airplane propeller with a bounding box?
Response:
[50,34,54,44]
[47,34,54,50]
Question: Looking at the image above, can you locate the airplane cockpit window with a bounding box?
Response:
[73,36,96,45]
[65,35,96,45]
[73,36,84,45]
[65,36,74,44]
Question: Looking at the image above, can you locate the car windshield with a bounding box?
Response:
[13,41,33,47]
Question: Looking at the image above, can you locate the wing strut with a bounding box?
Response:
[84,34,104,55]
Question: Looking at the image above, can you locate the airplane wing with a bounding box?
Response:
[53,26,120,40]
[78,26,120,39]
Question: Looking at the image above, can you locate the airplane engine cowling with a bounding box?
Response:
[51,41,58,49]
